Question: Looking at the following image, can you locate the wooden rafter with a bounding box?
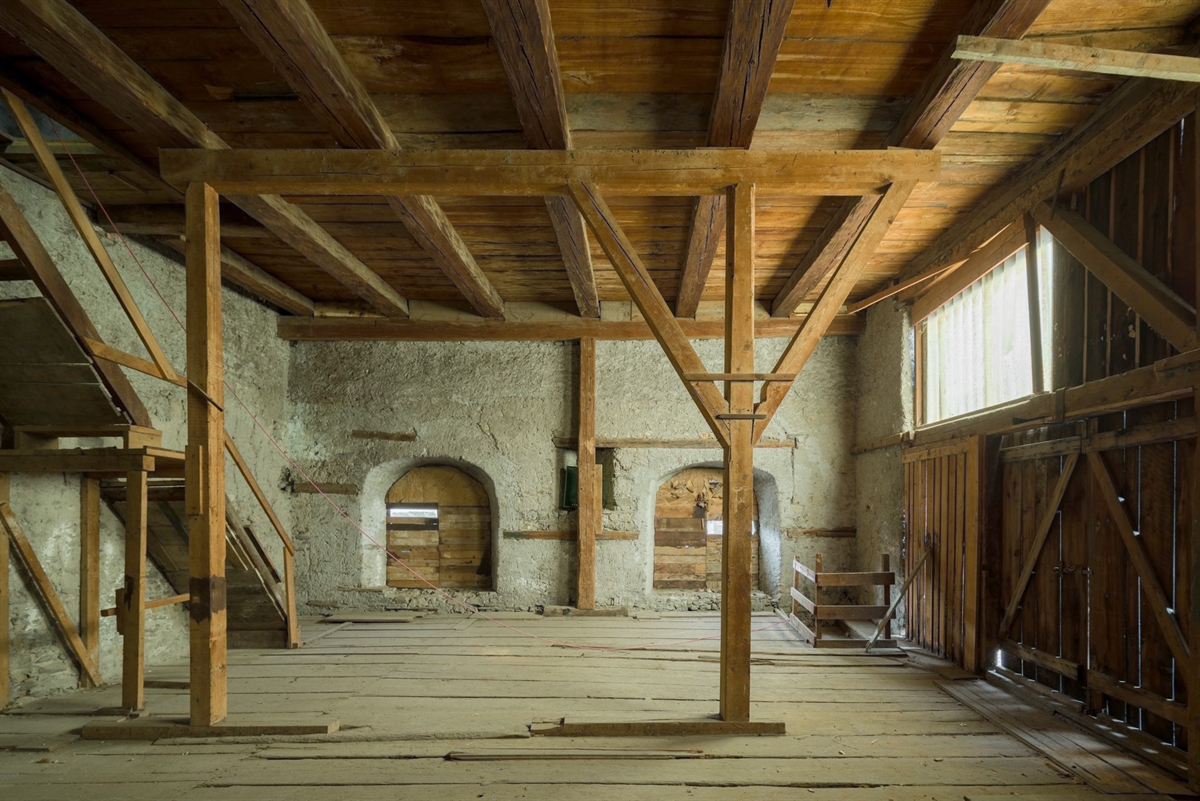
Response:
[675,0,796,318]
[753,180,917,442]
[219,0,505,319]
[1033,202,1198,351]
[954,35,1200,83]
[770,0,1051,317]
[160,238,316,317]
[160,148,940,197]
[1088,451,1189,668]
[904,43,1200,285]
[569,181,730,448]
[0,0,406,317]
[481,0,598,318]
[997,452,1080,637]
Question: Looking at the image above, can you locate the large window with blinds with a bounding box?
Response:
[919,229,1054,424]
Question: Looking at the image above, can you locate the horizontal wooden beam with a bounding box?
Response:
[553,436,795,449]
[277,314,863,342]
[909,354,1200,446]
[159,148,941,197]
[954,35,1200,83]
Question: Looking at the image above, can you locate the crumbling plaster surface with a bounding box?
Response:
[853,300,913,625]
[286,332,858,613]
[0,168,291,702]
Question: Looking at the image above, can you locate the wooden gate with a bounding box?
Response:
[902,436,984,670]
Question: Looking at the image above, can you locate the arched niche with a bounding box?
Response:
[652,466,760,591]
[384,465,493,590]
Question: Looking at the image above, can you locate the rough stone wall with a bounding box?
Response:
[285,332,858,613]
[853,299,913,628]
[0,168,291,702]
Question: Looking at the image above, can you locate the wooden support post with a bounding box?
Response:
[1024,215,1045,394]
[1189,375,1200,791]
[881,553,892,642]
[577,336,598,610]
[0,474,8,708]
[79,477,100,689]
[283,549,299,649]
[961,435,985,673]
[720,183,755,722]
[121,470,148,711]
[186,182,227,726]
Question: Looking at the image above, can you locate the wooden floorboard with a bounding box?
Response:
[0,615,1177,799]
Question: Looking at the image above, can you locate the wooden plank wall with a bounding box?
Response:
[903,120,1199,757]
[652,517,760,591]
[902,438,980,665]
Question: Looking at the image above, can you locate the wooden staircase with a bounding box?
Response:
[101,479,291,648]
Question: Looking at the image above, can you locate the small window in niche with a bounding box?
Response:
[388,504,438,520]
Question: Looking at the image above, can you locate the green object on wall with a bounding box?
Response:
[561,466,578,509]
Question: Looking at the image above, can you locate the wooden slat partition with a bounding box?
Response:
[902,436,984,669]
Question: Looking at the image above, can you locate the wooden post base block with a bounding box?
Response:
[531,716,785,737]
[80,716,339,740]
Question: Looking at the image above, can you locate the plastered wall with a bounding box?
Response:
[284,332,859,613]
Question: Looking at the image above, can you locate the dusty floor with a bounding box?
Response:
[0,613,1182,800]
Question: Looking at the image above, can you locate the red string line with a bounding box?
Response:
[49,118,786,651]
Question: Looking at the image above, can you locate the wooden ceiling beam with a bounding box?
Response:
[481,0,599,319]
[0,0,406,317]
[903,48,1200,285]
[159,238,316,317]
[159,148,940,196]
[954,35,1200,83]
[675,0,796,318]
[769,0,1051,317]
[219,0,505,319]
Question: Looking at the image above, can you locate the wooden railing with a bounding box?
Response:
[781,553,896,649]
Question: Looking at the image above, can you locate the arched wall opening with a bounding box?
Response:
[359,457,498,590]
[384,466,493,590]
[650,465,781,594]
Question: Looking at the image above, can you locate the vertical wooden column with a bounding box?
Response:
[79,477,100,689]
[1188,94,1200,794]
[1024,214,1045,394]
[121,470,148,710]
[186,181,227,726]
[577,336,598,610]
[720,182,755,722]
[961,435,985,673]
[0,473,9,708]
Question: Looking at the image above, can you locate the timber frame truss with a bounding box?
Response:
[162,144,936,727]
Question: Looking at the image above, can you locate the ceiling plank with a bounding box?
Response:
[219,0,505,319]
[481,0,599,319]
[769,0,1052,318]
[158,148,940,196]
[675,0,796,318]
[0,0,407,317]
[954,35,1200,83]
[903,50,1200,285]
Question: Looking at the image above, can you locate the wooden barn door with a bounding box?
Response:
[903,437,985,670]
[385,465,492,590]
